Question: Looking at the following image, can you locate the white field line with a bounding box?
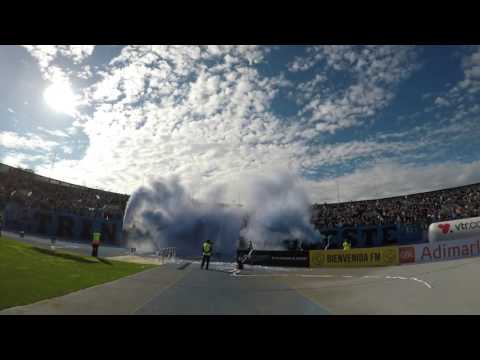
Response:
[409,277,433,289]
[232,271,432,288]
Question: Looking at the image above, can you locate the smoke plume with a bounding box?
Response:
[123,170,324,259]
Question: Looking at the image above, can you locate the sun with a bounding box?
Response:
[43,80,78,116]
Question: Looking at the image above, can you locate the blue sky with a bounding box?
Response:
[1,45,480,203]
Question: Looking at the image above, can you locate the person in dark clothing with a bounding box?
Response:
[201,239,212,270]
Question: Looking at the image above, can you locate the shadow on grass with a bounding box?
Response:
[31,247,100,264]
[97,258,113,266]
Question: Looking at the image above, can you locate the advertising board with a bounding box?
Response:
[310,246,399,267]
[399,238,480,264]
[429,216,480,243]
[237,250,309,267]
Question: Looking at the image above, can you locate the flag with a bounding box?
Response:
[95,195,100,200]
[10,191,16,196]
[28,191,33,197]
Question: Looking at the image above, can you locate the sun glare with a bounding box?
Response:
[43,81,77,116]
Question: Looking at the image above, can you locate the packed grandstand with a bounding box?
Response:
[0,163,128,221]
[311,183,480,230]
[1,162,479,247]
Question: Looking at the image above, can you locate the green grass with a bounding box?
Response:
[0,236,157,310]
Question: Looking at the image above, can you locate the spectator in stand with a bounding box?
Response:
[0,164,128,220]
[312,183,480,230]
[3,163,480,232]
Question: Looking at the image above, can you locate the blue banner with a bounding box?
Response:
[316,224,426,249]
[2,202,426,249]
[3,203,124,246]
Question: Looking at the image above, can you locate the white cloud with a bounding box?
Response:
[28,46,305,194]
[436,46,480,109]
[7,108,15,113]
[77,65,93,79]
[1,153,33,169]
[1,152,50,170]
[59,45,95,63]
[62,146,74,155]
[36,127,70,138]
[0,131,58,151]
[295,74,327,103]
[294,45,419,134]
[298,137,429,171]
[434,96,450,107]
[22,45,95,67]
[31,45,436,199]
[454,46,480,95]
[22,45,58,71]
[304,160,480,203]
[17,44,476,206]
[288,55,320,72]
[21,45,96,82]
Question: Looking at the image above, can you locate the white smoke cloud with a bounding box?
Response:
[123,170,324,258]
[236,170,323,250]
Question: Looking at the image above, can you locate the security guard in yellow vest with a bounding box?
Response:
[92,231,101,257]
[342,239,351,251]
[201,239,212,270]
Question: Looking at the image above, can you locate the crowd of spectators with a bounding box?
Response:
[312,183,480,230]
[3,163,480,229]
[0,164,128,220]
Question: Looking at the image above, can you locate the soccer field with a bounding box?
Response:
[0,236,157,310]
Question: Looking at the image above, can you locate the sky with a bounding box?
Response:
[0,45,480,203]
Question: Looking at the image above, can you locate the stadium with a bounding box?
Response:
[2,44,480,315]
[4,161,477,256]
[3,160,480,314]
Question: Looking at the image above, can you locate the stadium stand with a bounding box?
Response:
[0,163,128,220]
[311,183,480,230]
[2,161,479,248]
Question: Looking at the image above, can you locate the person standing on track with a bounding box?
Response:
[201,239,212,270]
[342,238,351,251]
[92,230,101,257]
